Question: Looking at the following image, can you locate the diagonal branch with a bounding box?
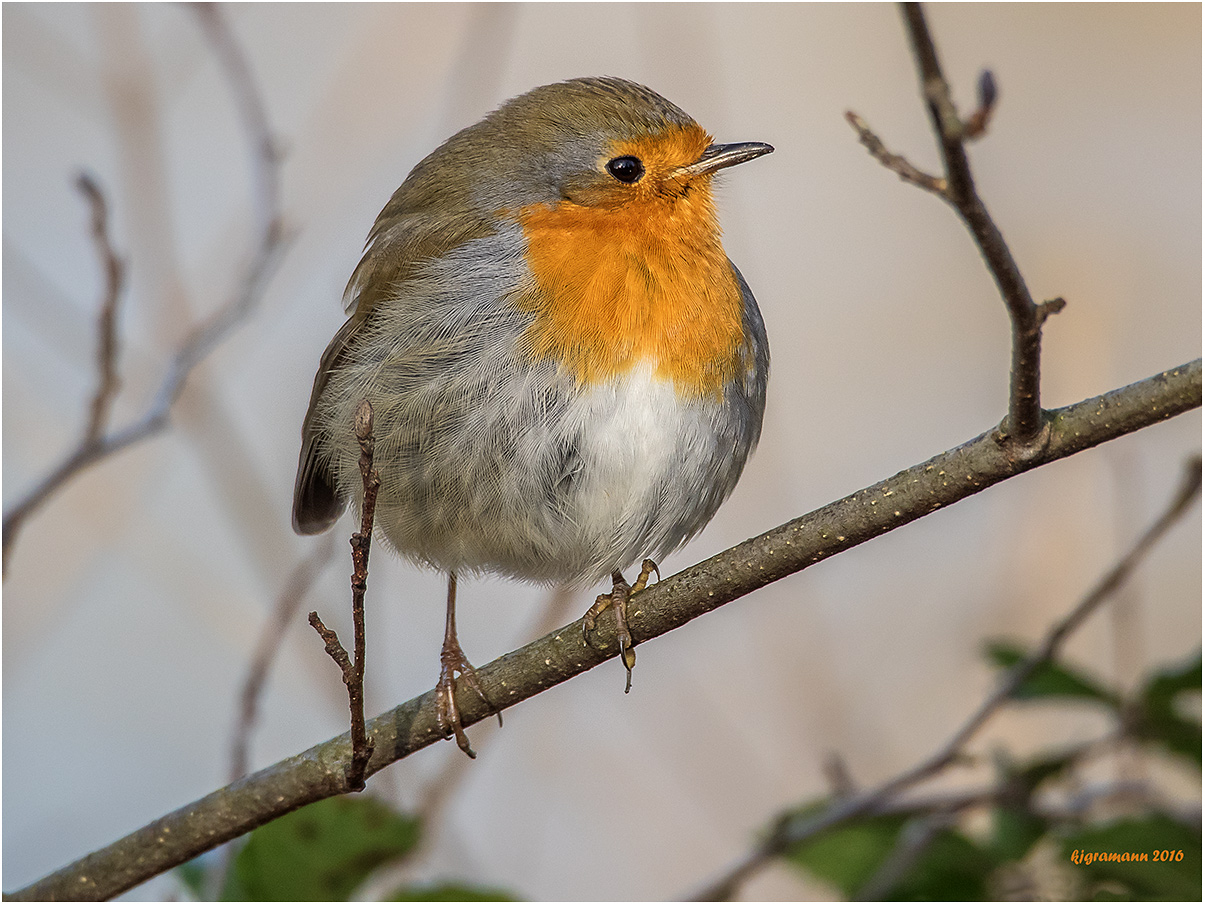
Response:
[7,359,1199,902]
[1,4,286,577]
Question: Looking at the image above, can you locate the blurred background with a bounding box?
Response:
[4,3,1200,900]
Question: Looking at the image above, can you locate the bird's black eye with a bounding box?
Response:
[606,156,644,184]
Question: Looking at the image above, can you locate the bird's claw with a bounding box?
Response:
[435,643,500,759]
[581,560,659,693]
[630,558,660,593]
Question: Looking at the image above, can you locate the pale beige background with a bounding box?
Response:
[4,3,1200,900]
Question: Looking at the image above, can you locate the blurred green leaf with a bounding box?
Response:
[785,813,1000,900]
[785,814,906,897]
[1063,814,1201,901]
[230,795,421,901]
[985,641,1119,708]
[989,806,1047,862]
[884,828,996,901]
[175,856,208,898]
[1134,650,1201,766]
[386,881,519,901]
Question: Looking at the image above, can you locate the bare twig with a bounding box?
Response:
[76,172,126,445]
[347,401,379,786]
[1,4,286,576]
[937,454,1201,759]
[903,1,1053,443]
[845,111,946,196]
[309,400,379,791]
[191,3,279,242]
[846,3,1059,444]
[963,70,999,140]
[7,360,1198,902]
[1,174,128,577]
[688,452,1201,901]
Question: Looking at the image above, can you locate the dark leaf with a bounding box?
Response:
[989,806,1047,862]
[785,814,906,897]
[1011,750,1080,793]
[985,641,1119,708]
[785,813,999,900]
[1134,651,1202,765]
[230,796,421,901]
[882,828,997,901]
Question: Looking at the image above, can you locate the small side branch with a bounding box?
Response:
[308,400,378,791]
[1,175,128,576]
[847,2,1054,445]
[844,111,946,196]
[77,172,126,445]
[1,5,286,577]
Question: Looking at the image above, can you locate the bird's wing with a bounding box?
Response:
[292,204,496,535]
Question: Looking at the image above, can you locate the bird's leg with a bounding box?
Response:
[435,571,498,758]
[582,559,660,693]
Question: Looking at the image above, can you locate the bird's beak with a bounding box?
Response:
[674,141,774,178]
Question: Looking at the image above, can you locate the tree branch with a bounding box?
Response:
[688,452,1201,901]
[1,3,286,577]
[8,359,1198,902]
[847,3,1057,445]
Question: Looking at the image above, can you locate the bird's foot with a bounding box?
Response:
[582,559,659,693]
[435,638,499,759]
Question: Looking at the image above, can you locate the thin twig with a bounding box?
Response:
[845,3,1058,444]
[308,612,354,677]
[0,4,286,577]
[191,3,279,241]
[1,174,128,577]
[937,454,1201,758]
[688,453,1201,901]
[308,400,379,791]
[901,1,1052,443]
[76,172,126,445]
[844,111,946,196]
[6,361,1198,902]
[963,70,999,140]
[348,400,380,787]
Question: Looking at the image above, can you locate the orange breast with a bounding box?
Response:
[515,180,746,399]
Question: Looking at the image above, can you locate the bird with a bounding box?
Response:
[293,76,771,757]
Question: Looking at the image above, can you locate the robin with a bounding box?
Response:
[293,76,771,757]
